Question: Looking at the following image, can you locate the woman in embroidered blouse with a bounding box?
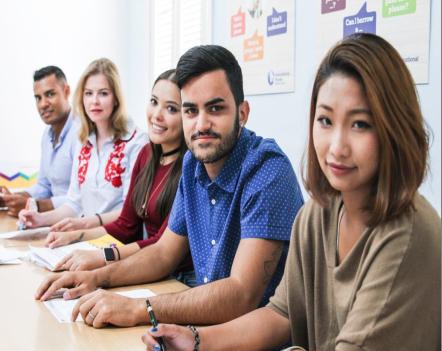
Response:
[19,58,147,231]
[43,69,187,271]
[141,34,440,351]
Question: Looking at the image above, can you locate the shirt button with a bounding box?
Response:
[203,277,209,283]
[211,199,216,205]
[211,239,216,246]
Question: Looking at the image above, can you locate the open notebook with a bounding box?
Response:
[28,234,123,271]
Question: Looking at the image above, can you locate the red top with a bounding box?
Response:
[104,144,173,248]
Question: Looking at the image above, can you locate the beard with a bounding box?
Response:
[187,112,241,164]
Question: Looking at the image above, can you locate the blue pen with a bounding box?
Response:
[146,299,166,351]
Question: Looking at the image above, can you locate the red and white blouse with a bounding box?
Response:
[65,121,148,216]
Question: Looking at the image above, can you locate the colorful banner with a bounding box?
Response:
[227,0,295,95]
[316,0,430,84]
[0,170,37,189]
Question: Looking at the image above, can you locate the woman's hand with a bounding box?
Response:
[18,209,45,228]
[51,216,96,232]
[45,230,86,248]
[142,324,196,351]
[54,249,106,271]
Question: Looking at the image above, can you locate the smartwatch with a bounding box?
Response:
[103,247,116,263]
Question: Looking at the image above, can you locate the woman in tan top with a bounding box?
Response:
[142,34,441,351]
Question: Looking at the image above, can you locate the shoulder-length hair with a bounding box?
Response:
[303,33,429,226]
[73,58,129,143]
[132,69,187,220]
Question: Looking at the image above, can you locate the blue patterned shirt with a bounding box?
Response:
[27,111,78,208]
[168,128,304,305]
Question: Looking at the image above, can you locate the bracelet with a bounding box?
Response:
[95,213,103,226]
[114,246,121,261]
[187,325,200,351]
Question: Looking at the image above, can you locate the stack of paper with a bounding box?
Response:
[44,289,156,323]
[0,247,28,264]
[28,241,98,271]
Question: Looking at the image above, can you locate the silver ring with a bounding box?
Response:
[87,311,95,321]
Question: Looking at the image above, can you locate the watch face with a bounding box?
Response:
[104,247,115,261]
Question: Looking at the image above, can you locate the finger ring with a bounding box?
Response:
[87,311,95,320]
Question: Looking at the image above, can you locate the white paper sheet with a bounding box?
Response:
[28,241,97,271]
[0,226,51,239]
[44,289,156,323]
[0,247,28,264]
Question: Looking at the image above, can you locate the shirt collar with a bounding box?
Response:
[86,118,136,145]
[194,128,251,193]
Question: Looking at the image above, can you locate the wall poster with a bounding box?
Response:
[227,0,295,95]
[316,0,431,84]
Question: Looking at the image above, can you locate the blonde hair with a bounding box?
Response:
[73,58,129,143]
[303,33,429,226]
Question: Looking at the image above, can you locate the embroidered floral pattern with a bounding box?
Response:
[78,131,136,188]
[105,139,128,188]
[78,142,92,185]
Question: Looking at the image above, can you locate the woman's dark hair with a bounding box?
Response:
[132,69,187,219]
[303,33,429,226]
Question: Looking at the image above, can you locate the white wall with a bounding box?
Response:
[211,0,441,214]
[0,0,440,213]
[0,0,148,172]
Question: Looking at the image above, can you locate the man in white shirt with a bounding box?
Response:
[0,66,77,217]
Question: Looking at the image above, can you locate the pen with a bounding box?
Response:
[18,198,38,230]
[146,299,166,351]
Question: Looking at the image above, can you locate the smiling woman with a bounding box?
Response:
[43,69,192,278]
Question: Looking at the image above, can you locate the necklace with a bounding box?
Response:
[141,165,173,218]
[162,146,181,157]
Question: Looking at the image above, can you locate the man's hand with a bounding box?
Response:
[142,324,195,351]
[54,250,105,271]
[0,186,10,207]
[35,270,100,301]
[1,190,29,217]
[72,289,147,328]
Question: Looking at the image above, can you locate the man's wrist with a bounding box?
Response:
[136,297,151,324]
[95,265,112,289]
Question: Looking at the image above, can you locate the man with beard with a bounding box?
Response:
[35,45,304,328]
[0,66,77,217]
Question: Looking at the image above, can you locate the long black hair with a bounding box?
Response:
[132,69,187,219]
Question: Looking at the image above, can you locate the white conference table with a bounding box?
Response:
[0,212,189,350]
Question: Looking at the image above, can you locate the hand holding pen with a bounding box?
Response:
[17,198,39,230]
[146,299,167,351]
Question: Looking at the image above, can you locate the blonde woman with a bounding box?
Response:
[19,58,147,230]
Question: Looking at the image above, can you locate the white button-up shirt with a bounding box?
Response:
[65,120,147,216]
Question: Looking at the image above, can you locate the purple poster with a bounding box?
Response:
[267,8,287,37]
[343,3,376,37]
[321,0,346,14]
